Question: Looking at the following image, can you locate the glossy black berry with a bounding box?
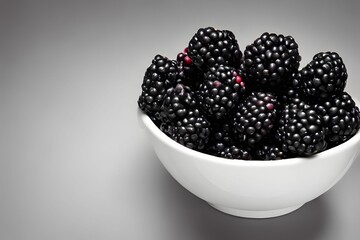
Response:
[300,52,347,99]
[232,92,278,147]
[188,27,242,71]
[164,109,211,151]
[197,65,246,120]
[276,99,327,156]
[315,92,360,145]
[138,55,178,123]
[278,71,303,105]
[243,32,301,91]
[160,83,197,122]
[207,121,235,155]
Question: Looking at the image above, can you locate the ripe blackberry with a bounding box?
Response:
[167,109,211,151]
[188,27,242,71]
[176,48,204,90]
[243,32,301,91]
[300,52,347,99]
[160,83,197,122]
[197,65,246,120]
[232,92,278,148]
[276,99,327,156]
[138,55,178,122]
[278,71,303,104]
[219,145,252,160]
[207,121,235,155]
[315,92,360,145]
[255,144,287,160]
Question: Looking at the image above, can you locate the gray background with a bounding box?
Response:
[1,0,360,239]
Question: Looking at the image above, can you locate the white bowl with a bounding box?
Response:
[138,108,360,218]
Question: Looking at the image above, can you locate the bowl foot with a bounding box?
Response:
[208,203,304,218]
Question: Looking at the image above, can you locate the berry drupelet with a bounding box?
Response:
[276,99,327,156]
[300,52,347,99]
[197,65,246,120]
[138,55,178,123]
[188,27,242,71]
[243,32,301,92]
[315,92,360,146]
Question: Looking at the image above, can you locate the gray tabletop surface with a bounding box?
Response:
[1,0,360,239]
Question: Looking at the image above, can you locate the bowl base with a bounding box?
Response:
[208,203,304,218]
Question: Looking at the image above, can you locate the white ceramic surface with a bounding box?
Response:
[138,108,360,218]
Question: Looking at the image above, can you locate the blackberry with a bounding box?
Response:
[276,99,327,156]
[278,71,303,105]
[255,144,287,160]
[188,27,242,71]
[138,55,178,122]
[167,109,211,151]
[197,65,246,120]
[160,83,197,122]
[243,32,301,91]
[176,48,204,90]
[300,52,347,99]
[315,92,360,145]
[207,121,235,155]
[232,92,278,148]
[219,145,252,160]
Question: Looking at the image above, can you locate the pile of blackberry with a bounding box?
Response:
[138,27,360,160]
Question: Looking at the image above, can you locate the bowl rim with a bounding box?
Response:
[138,101,360,166]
